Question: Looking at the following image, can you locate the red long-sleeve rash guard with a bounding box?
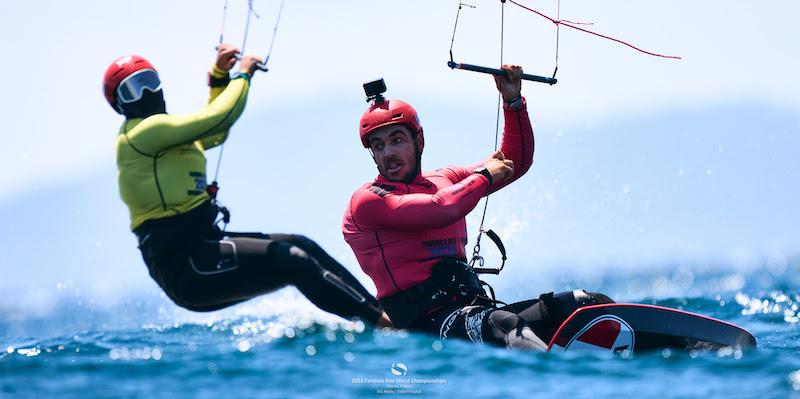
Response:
[343,99,534,299]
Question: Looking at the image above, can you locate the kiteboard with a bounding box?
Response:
[547,303,756,354]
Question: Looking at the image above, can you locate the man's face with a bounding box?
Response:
[367,124,422,182]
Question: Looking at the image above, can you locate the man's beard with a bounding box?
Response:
[380,146,422,183]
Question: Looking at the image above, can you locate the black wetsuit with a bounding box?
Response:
[134,200,384,321]
[380,259,613,349]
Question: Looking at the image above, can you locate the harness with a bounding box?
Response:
[379,234,508,330]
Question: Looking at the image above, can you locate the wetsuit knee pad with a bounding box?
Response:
[538,291,576,324]
[268,240,313,264]
[578,290,614,306]
[267,240,336,291]
[280,234,317,250]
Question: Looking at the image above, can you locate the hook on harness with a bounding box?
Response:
[468,228,508,306]
[469,229,507,275]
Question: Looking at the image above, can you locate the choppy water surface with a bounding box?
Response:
[2,264,799,399]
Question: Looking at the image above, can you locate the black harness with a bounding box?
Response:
[379,229,513,329]
[379,258,493,329]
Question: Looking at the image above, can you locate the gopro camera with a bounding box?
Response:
[363,78,386,103]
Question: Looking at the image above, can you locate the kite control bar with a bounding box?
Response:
[240,55,269,72]
[214,48,270,72]
[447,60,557,85]
[216,0,285,75]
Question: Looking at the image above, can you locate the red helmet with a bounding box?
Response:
[103,55,159,114]
[358,99,423,148]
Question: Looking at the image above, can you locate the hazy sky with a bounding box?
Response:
[2,0,799,198]
[1,0,798,303]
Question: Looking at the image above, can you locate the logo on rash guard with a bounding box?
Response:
[369,183,398,198]
[187,171,207,196]
[421,238,467,257]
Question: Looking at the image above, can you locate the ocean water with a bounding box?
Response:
[2,262,799,399]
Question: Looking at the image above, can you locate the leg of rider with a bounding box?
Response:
[175,237,383,321]
[265,234,380,306]
[265,237,383,321]
[432,291,614,349]
[433,305,547,350]
[495,299,554,343]
[508,290,615,343]
[173,237,286,311]
[478,290,615,347]
[484,308,549,350]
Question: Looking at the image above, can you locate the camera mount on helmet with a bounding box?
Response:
[363,78,387,104]
[358,79,423,149]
